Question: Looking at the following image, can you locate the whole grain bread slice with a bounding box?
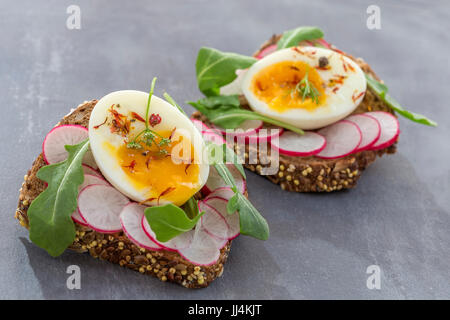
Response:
[192,35,397,192]
[15,100,231,288]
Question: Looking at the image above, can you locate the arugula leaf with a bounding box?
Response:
[196,47,257,96]
[189,95,304,135]
[181,197,200,220]
[144,203,204,243]
[235,193,269,240]
[28,139,90,257]
[212,162,269,240]
[365,74,437,127]
[277,26,324,49]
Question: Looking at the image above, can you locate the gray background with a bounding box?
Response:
[1,0,449,299]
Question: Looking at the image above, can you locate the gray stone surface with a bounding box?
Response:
[1,0,449,299]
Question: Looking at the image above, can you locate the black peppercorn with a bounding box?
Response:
[319,56,329,68]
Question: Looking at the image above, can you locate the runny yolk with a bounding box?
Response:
[251,61,327,112]
[110,130,200,206]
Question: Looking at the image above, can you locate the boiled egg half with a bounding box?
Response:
[242,46,367,130]
[89,90,209,207]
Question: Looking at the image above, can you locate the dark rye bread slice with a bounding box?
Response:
[192,35,397,192]
[15,100,231,289]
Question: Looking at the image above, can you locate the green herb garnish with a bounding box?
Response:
[28,139,90,256]
[127,77,172,150]
[196,47,257,96]
[144,202,204,243]
[188,95,304,135]
[277,26,324,50]
[294,70,321,104]
[365,74,437,127]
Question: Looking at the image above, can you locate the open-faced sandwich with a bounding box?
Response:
[190,26,436,192]
[15,79,269,288]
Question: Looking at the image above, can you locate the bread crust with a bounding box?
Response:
[193,35,397,192]
[15,100,230,289]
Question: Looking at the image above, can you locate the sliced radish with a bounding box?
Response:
[142,211,225,265]
[202,130,227,146]
[82,164,102,178]
[256,44,277,59]
[141,215,193,252]
[198,201,229,240]
[177,225,221,266]
[78,184,130,233]
[205,187,235,201]
[316,38,332,49]
[366,112,400,150]
[71,174,110,226]
[346,114,381,152]
[316,120,362,159]
[120,203,162,251]
[270,131,326,157]
[213,120,263,138]
[191,119,210,133]
[43,125,98,168]
[201,197,240,240]
[202,164,246,196]
[245,126,284,143]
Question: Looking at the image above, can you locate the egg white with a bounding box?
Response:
[242,46,367,130]
[88,90,209,206]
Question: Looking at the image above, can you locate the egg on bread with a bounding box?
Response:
[88,90,209,207]
[241,46,367,130]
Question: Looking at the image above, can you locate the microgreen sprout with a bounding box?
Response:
[293,70,321,104]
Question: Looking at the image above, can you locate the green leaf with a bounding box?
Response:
[213,163,238,193]
[227,193,239,215]
[365,74,437,127]
[181,197,200,220]
[211,162,269,241]
[196,47,257,96]
[188,96,304,135]
[236,193,269,240]
[28,139,90,257]
[277,26,324,49]
[144,203,204,243]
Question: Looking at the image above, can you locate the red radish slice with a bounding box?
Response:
[177,226,221,266]
[366,111,400,150]
[191,119,210,133]
[256,44,277,59]
[213,120,263,137]
[200,199,239,241]
[316,38,331,49]
[271,131,326,157]
[246,127,284,143]
[120,203,162,251]
[202,197,240,240]
[316,120,362,159]
[141,215,193,252]
[43,125,89,164]
[205,187,235,201]
[202,130,227,146]
[346,114,381,152]
[202,164,246,196]
[71,174,109,226]
[78,184,130,233]
[198,201,229,240]
[82,164,102,178]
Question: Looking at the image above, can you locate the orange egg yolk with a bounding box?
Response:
[113,130,200,206]
[251,61,326,112]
